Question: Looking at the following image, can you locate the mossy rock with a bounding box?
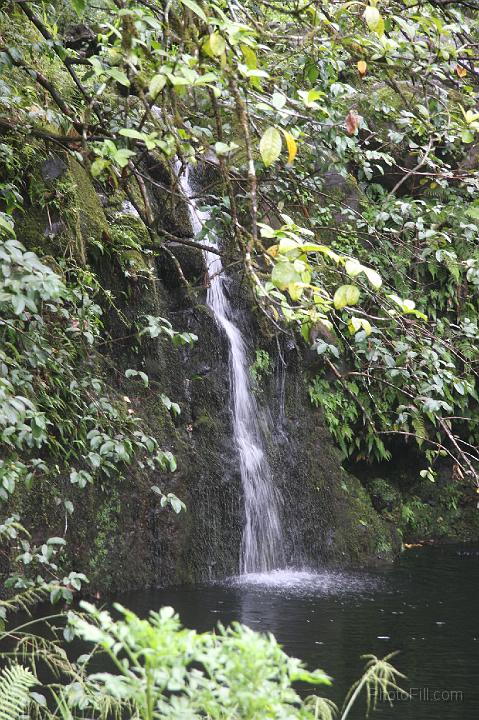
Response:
[111,213,150,246]
[68,157,109,259]
[400,480,479,544]
[16,153,108,264]
[333,475,399,560]
[367,477,402,523]
[109,214,154,277]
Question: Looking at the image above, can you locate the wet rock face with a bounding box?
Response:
[247,339,398,568]
[12,146,400,595]
[41,154,67,182]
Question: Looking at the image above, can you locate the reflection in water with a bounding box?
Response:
[120,544,479,720]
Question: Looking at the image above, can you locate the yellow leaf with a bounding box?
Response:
[333,284,360,310]
[241,44,257,70]
[348,317,361,334]
[266,244,279,257]
[281,129,298,164]
[456,65,467,78]
[357,60,367,76]
[202,36,214,58]
[288,282,304,301]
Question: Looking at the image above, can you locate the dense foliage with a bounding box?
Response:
[0,602,405,719]
[0,0,478,714]
[1,0,476,482]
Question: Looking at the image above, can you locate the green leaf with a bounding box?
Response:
[363,266,382,289]
[180,0,207,22]
[166,74,190,87]
[69,0,87,15]
[0,214,16,237]
[149,73,166,96]
[125,368,148,386]
[119,128,146,141]
[259,127,282,167]
[288,282,304,301]
[241,45,257,70]
[345,258,362,277]
[108,68,130,87]
[50,587,63,604]
[349,317,372,336]
[272,92,286,110]
[333,285,360,309]
[271,261,301,290]
[209,32,226,56]
[214,141,239,155]
[363,5,381,32]
[461,128,475,143]
[114,148,135,168]
[291,668,331,685]
[465,206,479,220]
[90,158,109,177]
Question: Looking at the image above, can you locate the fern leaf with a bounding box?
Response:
[0,664,36,720]
[0,585,50,620]
[412,415,427,447]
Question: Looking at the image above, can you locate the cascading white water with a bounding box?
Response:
[177,165,285,574]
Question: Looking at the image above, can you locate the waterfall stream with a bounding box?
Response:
[177,165,285,574]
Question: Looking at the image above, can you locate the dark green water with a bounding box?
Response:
[118,543,479,719]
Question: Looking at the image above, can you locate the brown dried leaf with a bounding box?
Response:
[345,109,360,135]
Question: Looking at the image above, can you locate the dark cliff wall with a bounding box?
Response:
[10,150,398,595]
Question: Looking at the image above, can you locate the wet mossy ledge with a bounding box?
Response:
[5,145,478,595]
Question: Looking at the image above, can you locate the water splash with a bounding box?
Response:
[229,568,383,596]
[177,164,285,574]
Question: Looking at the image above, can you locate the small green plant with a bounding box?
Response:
[340,653,407,720]
[0,664,36,720]
[440,483,461,513]
[401,502,417,528]
[250,349,272,383]
[0,603,406,720]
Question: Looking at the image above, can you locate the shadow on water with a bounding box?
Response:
[118,543,479,720]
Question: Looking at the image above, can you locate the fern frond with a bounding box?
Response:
[456,339,475,360]
[442,252,460,282]
[340,652,406,720]
[11,633,72,679]
[412,414,427,447]
[422,184,449,201]
[0,664,36,720]
[0,585,50,620]
[304,695,338,719]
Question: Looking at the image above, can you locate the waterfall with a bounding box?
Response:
[177,165,285,574]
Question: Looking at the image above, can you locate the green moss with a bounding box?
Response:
[335,475,397,560]
[68,157,109,260]
[193,413,217,430]
[399,481,479,543]
[366,477,402,525]
[113,213,150,245]
[88,488,121,588]
[15,153,108,264]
